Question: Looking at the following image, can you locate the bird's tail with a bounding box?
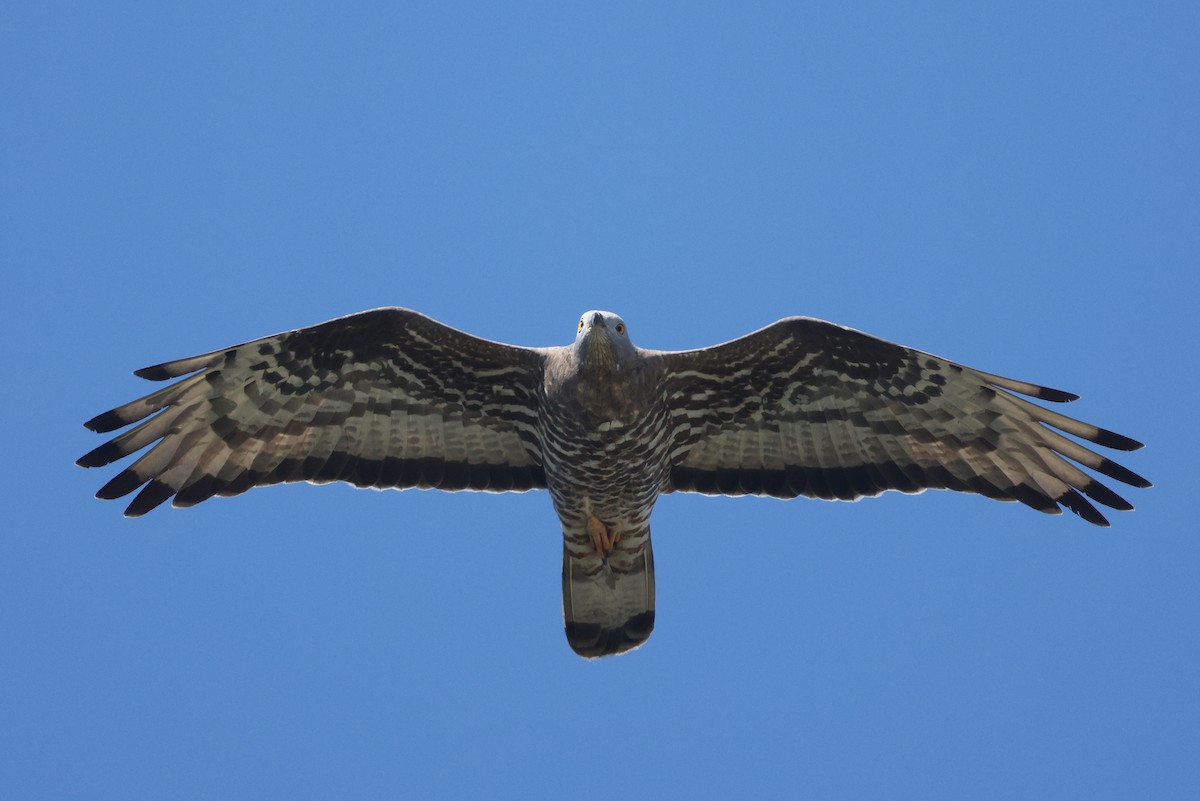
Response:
[561,531,655,658]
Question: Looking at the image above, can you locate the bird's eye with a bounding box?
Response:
[615,323,626,335]
[578,320,585,331]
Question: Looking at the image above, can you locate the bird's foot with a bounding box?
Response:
[587,515,621,559]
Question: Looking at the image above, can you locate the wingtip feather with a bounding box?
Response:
[1058,487,1111,527]
[1080,479,1134,512]
[133,364,174,381]
[84,410,126,433]
[95,469,145,501]
[77,442,120,468]
[1097,457,1151,489]
[1093,428,1144,451]
[124,479,177,516]
[1039,387,1080,403]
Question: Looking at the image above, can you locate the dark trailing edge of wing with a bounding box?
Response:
[666,368,1150,527]
[91,455,548,518]
[669,465,1130,527]
[670,453,1149,527]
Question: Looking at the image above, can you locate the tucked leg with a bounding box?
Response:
[586,514,621,558]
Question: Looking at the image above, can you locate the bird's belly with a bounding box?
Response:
[543,424,669,529]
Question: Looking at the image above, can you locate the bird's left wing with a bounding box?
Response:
[79,307,547,516]
[652,317,1149,526]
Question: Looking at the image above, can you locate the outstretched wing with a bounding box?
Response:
[79,308,547,516]
[655,317,1149,525]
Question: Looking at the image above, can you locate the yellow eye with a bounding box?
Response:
[615,323,626,335]
[578,320,585,331]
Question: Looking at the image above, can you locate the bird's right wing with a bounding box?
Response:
[79,307,548,516]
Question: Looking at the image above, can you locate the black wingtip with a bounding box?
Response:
[77,441,120,468]
[1039,387,1080,403]
[96,469,146,501]
[84,410,126,433]
[1080,479,1134,512]
[123,479,176,517]
[1098,457,1152,489]
[1089,427,1143,451]
[1057,487,1111,527]
[133,364,173,381]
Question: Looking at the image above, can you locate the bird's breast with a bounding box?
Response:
[540,377,670,504]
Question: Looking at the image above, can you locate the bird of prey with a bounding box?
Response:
[78,308,1149,657]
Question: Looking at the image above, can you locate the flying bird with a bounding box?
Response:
[78,308,1149,657]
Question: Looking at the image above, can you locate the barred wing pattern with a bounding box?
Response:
[659,318,1149,526]
[78,308,547,516]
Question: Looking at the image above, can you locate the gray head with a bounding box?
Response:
[574,310,636,370]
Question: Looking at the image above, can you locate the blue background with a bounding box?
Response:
[3,2,1196,799]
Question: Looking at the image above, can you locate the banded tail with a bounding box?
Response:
[561,535,655,657]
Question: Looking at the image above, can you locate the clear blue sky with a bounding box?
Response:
[3,2,1196,799]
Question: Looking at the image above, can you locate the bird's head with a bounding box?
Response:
[573,310,636,371]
